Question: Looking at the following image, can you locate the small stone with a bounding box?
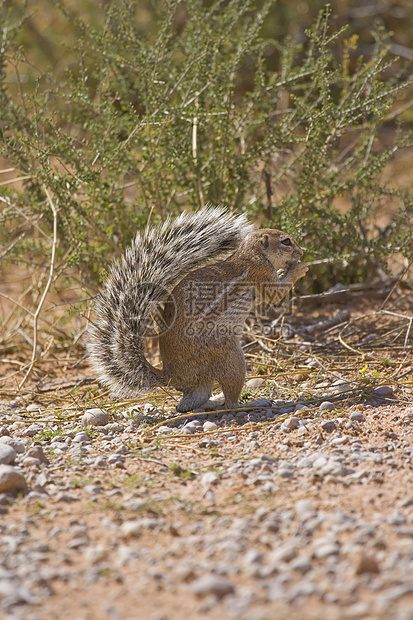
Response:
[314,542,340,559]
[319,401,336,412]
[320,419,336,433]
[0,436,25,453]
[350,411,365,422]
[355,554,380,575]
[331,435,349,446]
[156,425,173,435]
[122,499,146,511]
[84,544,109,564]
[22,457,42,467]
[332,381,352,393]
[24,446,49,464]
[200,471,220,486]
[246,378,266,388]
[373,385,394,397]
[82,408,109,427]
[120,521,143,538]
[387,511,406,526]
[203,421,218,432]
[0,465,27,494]
[26,403,40,412]
[245,398,272,409]
[284,417,300,430]
[24,423,42,437]
[295,499,316,521]
[290,556,312,574]
[72,432,92,444]
[192,574,234,598]
[120,519,159,538]
[0,443,16,465]
[270,542,297,564]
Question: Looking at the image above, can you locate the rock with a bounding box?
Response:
[24,423,42,437]
[373,385,394,397]
[319,401,336,412]
[245,398,272,409]
[295,499,316,521]
[84,544,109,564]
[284,417,301,430]
[290,556,312,574]
[200,471,220,486]
[156,425,173,435]
[122,499,147,511]
[314,542,340,559]
[0,436,25,453]
[270,542,297,563]
[320,419,336,433]
[350,411,365,422]
[24,446,49,464]
[332,381,352,393]
[0,443,16,465]
[72,432,92,444]
[203,421,219,431]
[0,465,28,494]
[355,554,380,575]
[82,408,109,427]
[192,574,234,598]
[120,519,159,538]
[0,580,37,605]
[246,378,266,388]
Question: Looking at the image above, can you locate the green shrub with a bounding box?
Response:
[1,0,412,298]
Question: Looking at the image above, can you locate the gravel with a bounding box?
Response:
[0,397,413,619]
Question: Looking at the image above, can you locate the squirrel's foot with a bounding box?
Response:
[176,386,213,413]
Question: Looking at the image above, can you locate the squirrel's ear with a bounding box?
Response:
[260,233,270,249]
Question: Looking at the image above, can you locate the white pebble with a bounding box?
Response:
[82,408,109,427]
[0,465,27,493]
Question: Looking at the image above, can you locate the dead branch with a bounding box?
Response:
[19,187,58,389]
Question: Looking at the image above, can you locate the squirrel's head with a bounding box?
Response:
[240,229,304,270]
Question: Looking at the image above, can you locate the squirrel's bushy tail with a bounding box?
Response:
[88,206,254,398]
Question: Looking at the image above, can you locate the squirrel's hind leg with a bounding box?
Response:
[176,386,213,413]
[218,342,246,411]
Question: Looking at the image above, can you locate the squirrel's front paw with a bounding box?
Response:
[293,261,309,279]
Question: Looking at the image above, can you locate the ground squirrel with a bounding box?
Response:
[88,207,308,412]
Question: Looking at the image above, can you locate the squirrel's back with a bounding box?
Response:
[87,206,254,398]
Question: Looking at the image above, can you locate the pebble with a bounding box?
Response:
[355,553,380,574]
[373,385,394,397]
[192,574,235,598]
[24,446,49,464]
[0,465,28,493]
[200,472,220,486]
[245,398,272,409]
[72,432,92,444]
[313,542,340,559]
[319,401,336,412]
[0,443,16,465]
[283,417,301,431]
[203,421,219,432]
[1,392,413,618]
[269,542,297,563]
[24,423,42,437]
[349,411,365,422]
[81,408,109,427]
[320,419,336,433]
[0,436,25,453]
[246,378,266,388]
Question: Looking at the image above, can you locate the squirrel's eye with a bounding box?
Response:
[281,238,291,246]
